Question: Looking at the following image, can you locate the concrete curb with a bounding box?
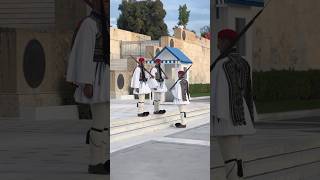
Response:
[190,96,210,100]
[257,109,320,121]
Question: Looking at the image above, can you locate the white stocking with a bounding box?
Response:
[90,103,108,165]
[217,136,244,180]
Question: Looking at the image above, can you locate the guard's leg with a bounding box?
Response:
[102,102,110,172]
[137,94,145,117]
[175,105,187,128]
[154,92,166,114]
[137,94,149,117]
[88,103,109,174]
[217,136,244,180]
[102,126,109,172]
[153,92,160,112]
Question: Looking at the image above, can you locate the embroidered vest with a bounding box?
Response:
[139,65,147,82]
[180,79,189,101]
[155,66,164,82]
[223,52,254,126]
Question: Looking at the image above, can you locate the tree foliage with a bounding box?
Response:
[117,0,168,40]
[178,4,190,29]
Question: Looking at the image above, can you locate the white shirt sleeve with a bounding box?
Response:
[150,67,157,77]
[131,67,140,88]
[171,80,182,100]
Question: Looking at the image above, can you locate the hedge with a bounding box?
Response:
[189,84,210,94]
[253,70,320,102]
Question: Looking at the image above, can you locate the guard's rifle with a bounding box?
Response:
[129,55,154,78]
[169,65,192,91]
[148,52,169,79]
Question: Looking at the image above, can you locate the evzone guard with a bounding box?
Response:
[66,0,109,175]
[131,57,152,117]
[150,58,168,114]
[212,29,257,180]
[170,70,191,128]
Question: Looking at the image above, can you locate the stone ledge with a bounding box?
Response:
[258,109,320,121]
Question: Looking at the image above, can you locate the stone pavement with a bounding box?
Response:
[110,98,209,121]
[0,115,210,180]
[0,98,210,180]
[110,98,210,142]
[111,115,210,180]
[0,119,108,180]
[111,115,320,180]
[212,117,320,180]
[1,101,320,180]
[110,98,210,180]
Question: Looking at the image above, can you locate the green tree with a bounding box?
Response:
[117,0,168,40]
[178,4,191,29]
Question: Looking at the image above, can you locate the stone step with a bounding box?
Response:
[110,108,209,142]
[211,138,320,179]
[20,105,79,121]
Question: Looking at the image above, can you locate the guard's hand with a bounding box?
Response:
[83,84,93,98]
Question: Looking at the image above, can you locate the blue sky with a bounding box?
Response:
[110,0,210,36]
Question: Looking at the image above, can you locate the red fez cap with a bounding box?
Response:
[178,71,185,76]
[155,59,161,64]
[138,57,145,63]
[218,29,238,41]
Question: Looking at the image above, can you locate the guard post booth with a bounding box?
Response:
[148,46,193,102]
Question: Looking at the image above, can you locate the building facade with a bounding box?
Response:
[110,27,210,99]
[0,0,89,119]
[253,0,320,71]
[214,0,320,71]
